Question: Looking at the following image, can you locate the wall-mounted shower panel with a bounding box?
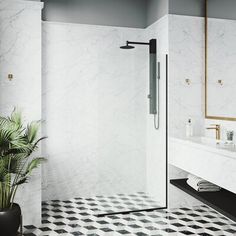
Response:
[149,39,157,114]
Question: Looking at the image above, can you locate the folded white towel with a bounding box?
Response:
[187,179,221,192]
[187,174,221,192]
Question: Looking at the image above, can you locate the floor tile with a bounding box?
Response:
[23,195,236,236]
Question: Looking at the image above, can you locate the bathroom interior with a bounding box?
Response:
[0,0,236,235]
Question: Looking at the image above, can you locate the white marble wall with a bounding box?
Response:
[205,18,236,140]
[168,15,205,208]
[0,0,43,226]
[207,18,236,118]
[168,15,236,146]
[42,22,148,201]
[145,16,168,207]
[169,15,205,138]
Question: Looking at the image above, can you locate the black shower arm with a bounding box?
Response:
[127,40,156,54]
[127,41,150,46]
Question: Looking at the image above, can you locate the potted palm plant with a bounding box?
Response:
[0,108,46,236]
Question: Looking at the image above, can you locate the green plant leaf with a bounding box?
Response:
[0,160,8,182]
[25,121,40,143]
[14,176,28,186]
[0,108,46,209]
[9,108,22,127]
[25,157,45,176]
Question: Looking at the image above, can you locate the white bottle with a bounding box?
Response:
[186,119,193,138]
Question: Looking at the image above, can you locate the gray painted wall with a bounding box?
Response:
[42,0,236,28]
[169,0,236,20]
[42,0,168,28]
[208,0,236,20]
[169,0,205,17]
[147,0,236,25]
[42,0,147,28]
[146,0,168,26]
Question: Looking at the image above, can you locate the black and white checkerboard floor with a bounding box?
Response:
[23,194,236,236]
[69,192,161,215]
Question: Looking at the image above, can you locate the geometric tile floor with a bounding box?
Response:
[23,197,236,235]
[57,192,160,215]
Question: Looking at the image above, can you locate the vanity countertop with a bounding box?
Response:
[170,136,236,160]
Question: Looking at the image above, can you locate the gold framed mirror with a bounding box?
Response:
[205,0,236,121]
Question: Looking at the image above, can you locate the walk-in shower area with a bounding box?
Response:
[42,19,168,216]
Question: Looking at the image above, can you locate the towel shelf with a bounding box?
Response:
[170,178,236,222]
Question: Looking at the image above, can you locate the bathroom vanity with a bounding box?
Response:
[169,136,236,221]
[170,137,236,193]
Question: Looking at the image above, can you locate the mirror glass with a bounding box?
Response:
[206,14,236,120]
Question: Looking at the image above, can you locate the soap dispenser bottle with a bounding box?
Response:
[186,119,193,138]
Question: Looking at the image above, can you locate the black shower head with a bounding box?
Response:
[120,41,135,49]
[120,45,135,49]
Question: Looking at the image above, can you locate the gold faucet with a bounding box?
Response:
[206,124,221,140]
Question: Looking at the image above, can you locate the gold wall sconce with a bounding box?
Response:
[185,79,191,85]
[217,79,223,86]
[8,74,13,81]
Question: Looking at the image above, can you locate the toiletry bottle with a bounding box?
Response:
[186,119,193,138]
[226,130,234,143]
